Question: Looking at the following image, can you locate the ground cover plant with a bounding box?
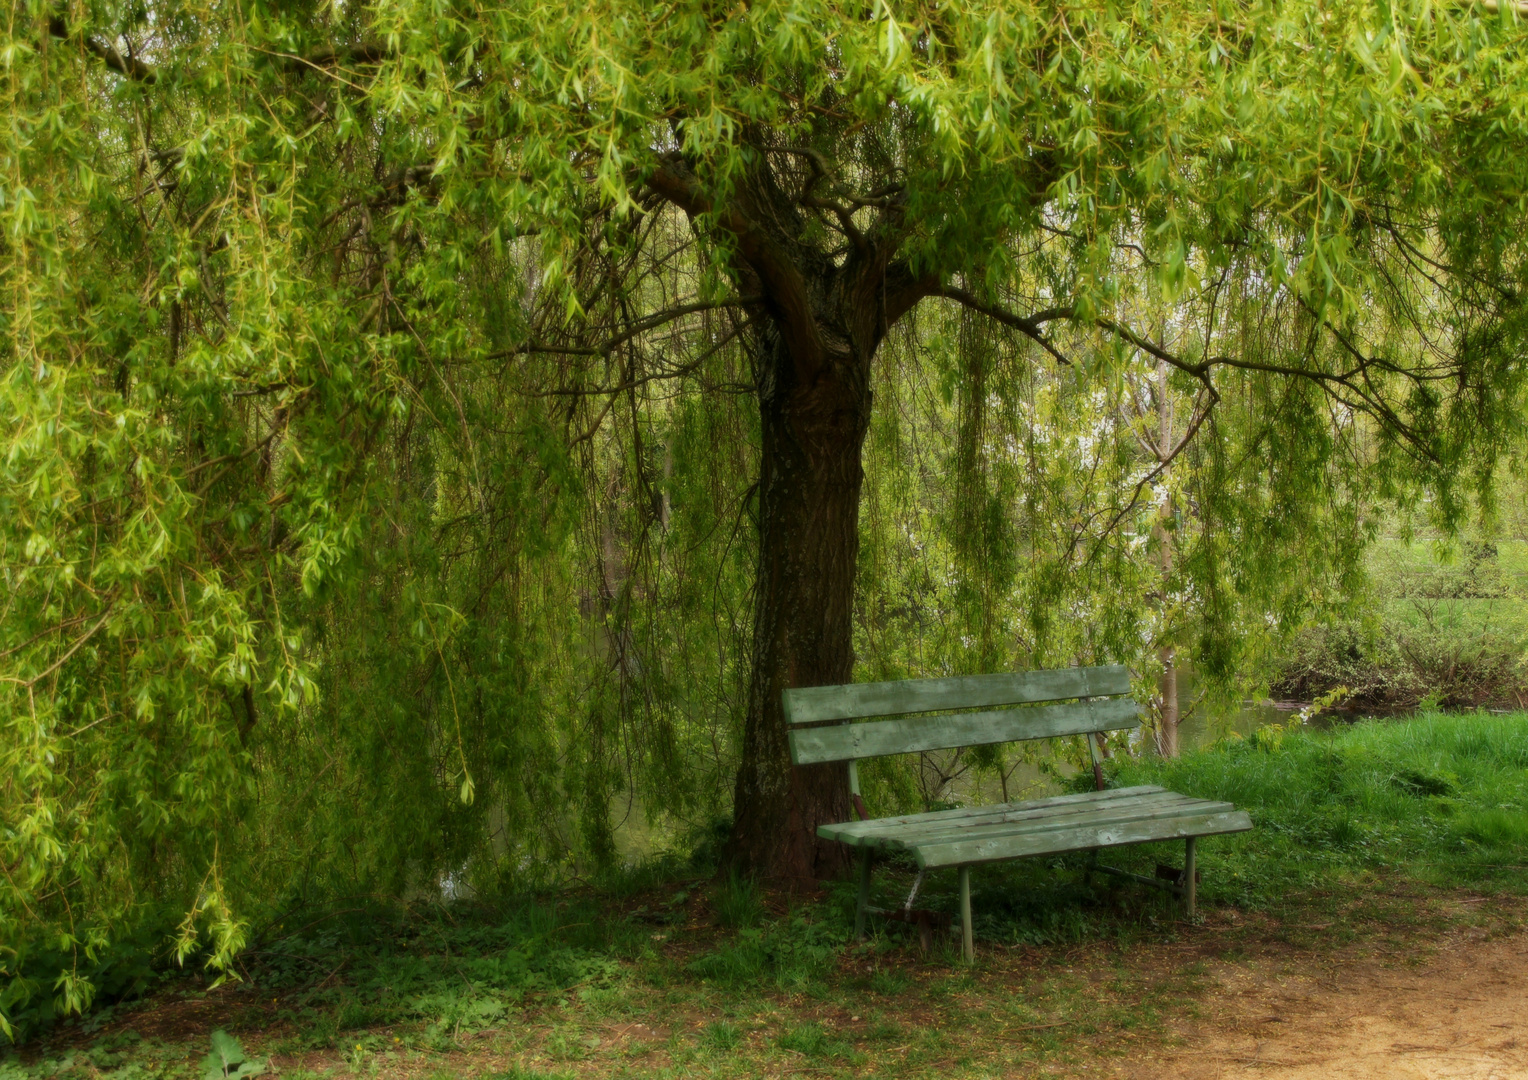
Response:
[3,711,1524,1078]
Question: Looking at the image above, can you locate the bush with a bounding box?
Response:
[1271,624,1526,709]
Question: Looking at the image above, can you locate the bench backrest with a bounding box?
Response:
[785,664,1136,766]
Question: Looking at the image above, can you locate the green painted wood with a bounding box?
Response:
[818,785,1169,835]
[782,664,1132,725]
[820,792,1213,846]
[788,696,1140,765]
[911,809,1254,868]
[819,789,1194,841]
[865,799,1239,850]
[820,795,1236,851]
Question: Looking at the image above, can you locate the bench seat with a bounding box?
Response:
[818,785,1252,868]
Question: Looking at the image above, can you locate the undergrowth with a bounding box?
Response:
[3,712,1524,1069]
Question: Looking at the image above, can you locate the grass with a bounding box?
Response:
[4,712,1526,1080]
[1103,710,1528,904]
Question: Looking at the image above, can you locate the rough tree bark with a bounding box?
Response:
[648,146,929,884]
[728,313,871,883]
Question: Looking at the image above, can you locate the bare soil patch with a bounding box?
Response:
[1115,923,1528,1080]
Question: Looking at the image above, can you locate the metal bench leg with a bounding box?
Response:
[958,866,973,962]
[1082,848,1099,887]
[855,849,873,939]
[1183,836,1197,918]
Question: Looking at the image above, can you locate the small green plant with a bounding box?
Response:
[1392,766,1458,797]
[776,1022,863,1062]
[688,913,845,989]
[202,1031,265,1080]
[714,871,765,930]
[701,1021,742,1051]
[1455,808,1528,850]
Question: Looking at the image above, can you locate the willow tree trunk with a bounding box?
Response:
[646,149,929,886]
[727,323,873,884]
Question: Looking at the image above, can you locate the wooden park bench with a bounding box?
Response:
[785,664,1252,960]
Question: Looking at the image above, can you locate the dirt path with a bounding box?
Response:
[1117,927,1528,1080]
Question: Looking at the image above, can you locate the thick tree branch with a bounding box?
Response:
[646,155,830,378]
[526,314,756,398]
[300,41,391,68]
[939,285,1441,466]
[48,17,157,83]
[1096,313,1440,464]
[933,286,1075,366]
[881,267,938,330]
[768,146,868,252]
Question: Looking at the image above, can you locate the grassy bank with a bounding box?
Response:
[4,713,1526,1079]
[1272,537,1528,708]
[1105,711,1528,899]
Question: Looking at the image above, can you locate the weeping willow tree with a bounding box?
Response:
[4,0,1528,1026]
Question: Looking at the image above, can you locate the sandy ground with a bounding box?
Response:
[1123,928,1528,1080]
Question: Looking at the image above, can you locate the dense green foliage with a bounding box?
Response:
[4,0,1528,1035]
[1273,532,1528,707]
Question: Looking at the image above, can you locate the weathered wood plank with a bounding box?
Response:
[824,797,1214,846]
[959,866,973,962]
[865,799,1239,849]
[819,789,1193,841]
[817,785,1169,834]
[782,664,1132,725]
[912,810,1254,868]
[788,696,1139,764]
[821,796,1236,851]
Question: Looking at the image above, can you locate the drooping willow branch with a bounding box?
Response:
[939,283,1451,469]
[482,296,761,364]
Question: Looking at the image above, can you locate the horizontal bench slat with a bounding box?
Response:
[861,798,1240,850]
[820,790,1208,844]
[788,696,1139,765]
[819,793,1229,849]
[913,810,1254,868]
[820,784,1169,835]
[782,664,1132,725]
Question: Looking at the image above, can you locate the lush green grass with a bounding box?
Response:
[5,713,1526,1080]
[1114,711,1528,895]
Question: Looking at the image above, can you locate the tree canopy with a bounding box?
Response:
[3,0,1527,1031]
